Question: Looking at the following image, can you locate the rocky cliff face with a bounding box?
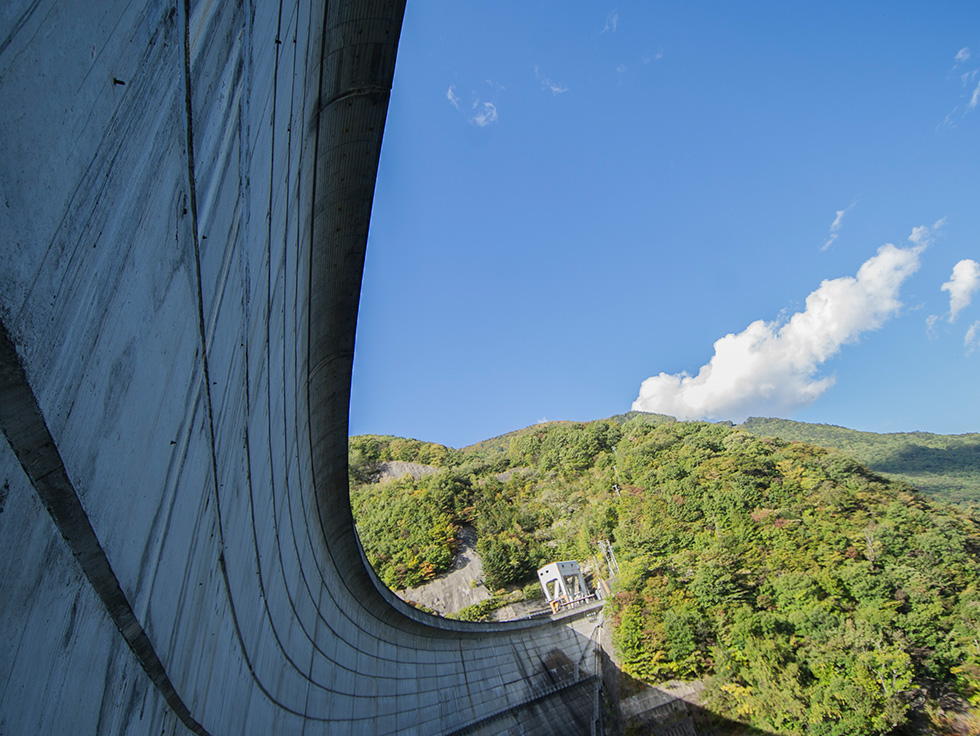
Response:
[396,526,492,614]
[374,460,440,483]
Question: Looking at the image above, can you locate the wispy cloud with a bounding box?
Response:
[909,217,945,246]
[446,84,461,110]
[472,101,498,127]
[446,82,501,127]
[941,258,980,322]
[965,321,980,355]
[941,47,980,128]
[632,223,940,422]
[821,200,858,250]
[533,65,568,95]
[602,10,619,33]
[612,63,629,88]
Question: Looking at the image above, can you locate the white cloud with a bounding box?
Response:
[909,217,945,247]
[615,64,628,88]
[965,321,980,354]
[821,200,857,250]
[446,83,500,127]
[603,11,619,33]
[533,66,569,95]
[941,49,980,127]
[941,258,980,322]
[926,314,940,337]
[472,101,498,127]
[632,227,935,422]
[446,84,461,110]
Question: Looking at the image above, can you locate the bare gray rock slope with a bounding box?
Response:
[396,526,491,614]
[375,461,440,483]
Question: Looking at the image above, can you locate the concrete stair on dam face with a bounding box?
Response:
[0,1,613,734]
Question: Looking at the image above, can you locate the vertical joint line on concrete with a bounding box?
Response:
[177,2,321,719]
[180,0,224,545]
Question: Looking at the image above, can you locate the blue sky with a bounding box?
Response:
[350,2,980,448]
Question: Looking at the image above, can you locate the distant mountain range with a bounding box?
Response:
[737,416,980,506]
[462,412,980,506]
[353,413,980,731]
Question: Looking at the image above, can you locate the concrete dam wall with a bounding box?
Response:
[0,2,600,733]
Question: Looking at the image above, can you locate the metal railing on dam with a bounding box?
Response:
[0,2,601,733]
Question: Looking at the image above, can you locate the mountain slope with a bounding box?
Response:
[739,417,980,506]
[351,416,980,734]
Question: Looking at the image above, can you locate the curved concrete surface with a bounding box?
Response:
[0,2,598,734]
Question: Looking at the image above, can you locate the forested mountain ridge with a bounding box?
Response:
[349,416,980,734]
[739,417,980,507]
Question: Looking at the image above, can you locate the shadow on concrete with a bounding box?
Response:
[457,602,778,736]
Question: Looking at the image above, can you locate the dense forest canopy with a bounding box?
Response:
[740,417,980,508]
[349,414,980,734]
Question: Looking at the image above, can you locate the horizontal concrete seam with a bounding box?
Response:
[213,551,344,720]
[321,84,392,110]
[308,349,354,382]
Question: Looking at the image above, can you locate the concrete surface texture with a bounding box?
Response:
[0,1,601,734]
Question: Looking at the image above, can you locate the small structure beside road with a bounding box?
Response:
[537,560,596,614]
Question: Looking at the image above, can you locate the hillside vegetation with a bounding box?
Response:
[740,417,980,507]
[349,416,980,734]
